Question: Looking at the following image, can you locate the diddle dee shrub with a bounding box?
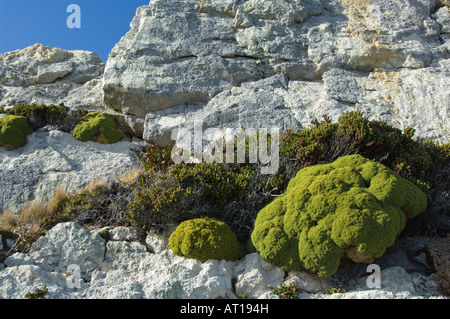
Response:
[168,217,244,262]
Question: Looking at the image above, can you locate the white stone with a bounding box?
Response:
[4,252,35,267]
[86,269,142,299]
[145,225,177,254]
[101,240,148,272]
[137,250,236,299]
[27,222,105,276]
[0,129,141,212]
[108,226,142,241]
[0,264,87,299]
[233,253,285,299]
[285,270,330,293]
[0,44,104,109]
[102,0,449,146]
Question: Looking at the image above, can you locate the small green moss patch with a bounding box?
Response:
[73,112,125,144]
[0,115,33,150]
[168,217,244,262]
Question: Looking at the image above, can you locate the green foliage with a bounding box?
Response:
[168,217,244,262]
[73,112,125,144]
[5,102,88,132]
[280,111,449,197]
[168,163,254,205]
[7,102,68,120]
[25,286,48,299]
[132,144,173,173]
[127,111,448,245]
[57,182,132,228]
[127,162,254,231]
[325,287,347,294]
[127,143,256,233]
[0,115,33,150]
[98,228,111,241]
[251,154,428,277]
[269,282,301,299]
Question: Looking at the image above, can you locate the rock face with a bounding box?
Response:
[0,129,141,212]
[104,0,449,143]
[0,222,445,299]
[427,235,450,295]
[0,44,105,111]
[1,1,448,143]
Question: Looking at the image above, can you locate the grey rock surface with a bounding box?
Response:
[26,222,106,275]
[0,129,141,212]
[102,0,449,144]
[0,223,446,299]
[0,44,105,111]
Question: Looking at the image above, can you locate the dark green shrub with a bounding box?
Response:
[126,161,254,234]
[269,282,301,299]
[280,111,449,198]
[0,115,33,150]
[168,217,244,262]
[25,286,48,299]
[128,111,448,246]
[5,102,88,132]
[57,182,132,228]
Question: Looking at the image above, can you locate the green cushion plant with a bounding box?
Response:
[251,154,427,277]
[73,112,125,144]
[168,217,244,262]
[0,115,33,150]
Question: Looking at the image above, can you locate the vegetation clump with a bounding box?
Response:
[0,115,33,150]
[128,111,448,246]
[25,286,48,299]
[269,282,301,299]
[4,102,88,132]
[250,154,428,277]
[127,145,256,239]
[280,111,449,198]
[73,112,125,144]
[168,217,244,262]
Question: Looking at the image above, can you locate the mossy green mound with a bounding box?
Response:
[73,112,125,144]
[168,217,244,262]
[251,154,427,277]
[0,115,33,150]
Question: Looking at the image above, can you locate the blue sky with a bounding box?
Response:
[0,0,150,62]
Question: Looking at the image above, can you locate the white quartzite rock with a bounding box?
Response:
[26,222,105,276]
[0,223,446,299]
[103,0,449,144]
[137,250,237,299]
[101,241,148,272]
[233,252,285,299]
[0,264,87,299]
[108,226,142,241]
[0,129,141,212]
[0,43,105,111]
